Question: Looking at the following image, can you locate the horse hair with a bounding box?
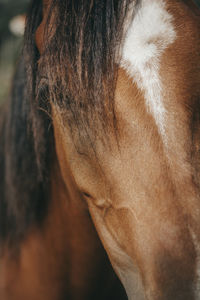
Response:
[0,0,139,249]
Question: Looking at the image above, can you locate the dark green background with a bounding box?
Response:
[0,0,29,103]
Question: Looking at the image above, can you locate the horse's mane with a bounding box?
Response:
[0,0,52,248]
[0,0,139,249]
[0,52,53,249]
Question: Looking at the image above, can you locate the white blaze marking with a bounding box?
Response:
[121,0,176,138]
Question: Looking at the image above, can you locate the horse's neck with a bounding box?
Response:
[0,157,126,300]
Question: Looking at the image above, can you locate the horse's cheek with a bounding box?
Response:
[87,202,137,264]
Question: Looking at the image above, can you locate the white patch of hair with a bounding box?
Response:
[121,0,176,138]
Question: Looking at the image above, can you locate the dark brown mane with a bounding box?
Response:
[0,0,50,249]
[0,0,140,249]
[37,0,139,144]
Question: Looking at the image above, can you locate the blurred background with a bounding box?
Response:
[0,0,29,104]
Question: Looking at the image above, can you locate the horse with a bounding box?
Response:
[0,0,200,299]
